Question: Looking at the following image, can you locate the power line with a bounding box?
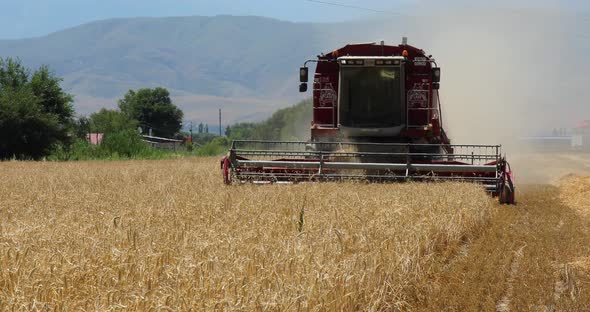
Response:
[303,0,402,15]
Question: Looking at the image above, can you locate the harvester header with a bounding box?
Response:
[221,38,515,204]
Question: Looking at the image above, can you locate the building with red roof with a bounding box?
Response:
[86,133,104,145]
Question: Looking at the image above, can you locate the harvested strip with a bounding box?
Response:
[415,184,590,311]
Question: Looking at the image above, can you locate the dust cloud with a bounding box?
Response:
[422,9,573,147]
[325,7,589,144]
[320,4,590,182]
[416,7,590,182]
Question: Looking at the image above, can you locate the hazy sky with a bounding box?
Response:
[0,0,587,39]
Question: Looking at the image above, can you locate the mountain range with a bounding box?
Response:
[0,15,331,123]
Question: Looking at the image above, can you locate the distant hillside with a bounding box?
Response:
[1,16,313,96]
[0,16,324,121]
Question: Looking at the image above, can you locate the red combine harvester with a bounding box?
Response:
[221,38,515,204]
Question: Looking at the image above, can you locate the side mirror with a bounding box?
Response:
[432,67,441,83]
[299,83,308,92]
[299,67,309,83]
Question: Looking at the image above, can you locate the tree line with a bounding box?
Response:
[225,99,312,141]
[0,58,185,160]
[1,57,314,160]
[0,58,75,159]
[81,88,184,144]
[193,99,312,156]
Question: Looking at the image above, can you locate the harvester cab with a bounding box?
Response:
[221,38,516,205]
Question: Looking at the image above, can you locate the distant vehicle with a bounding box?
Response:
[573,120,590,150]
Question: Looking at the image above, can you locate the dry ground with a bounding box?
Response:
[1,157,590,311]
[511,152,590,184]
[415,159,590,311]
[0,158,492,310]
[416,182,590,311]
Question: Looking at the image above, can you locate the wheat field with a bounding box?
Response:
[0,158,494,310]
[558,175,590,281]
[559,174,590,216]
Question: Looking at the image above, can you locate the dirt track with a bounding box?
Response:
[417,184,590,311]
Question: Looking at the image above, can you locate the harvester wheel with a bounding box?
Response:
[499,178,515,205]
[222,157,232,185]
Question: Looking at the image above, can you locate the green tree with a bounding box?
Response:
[196,136,229,156]
[118,87,183,138]
[89,108,137,134]
[226,99,312,141]
[74,116,90,139]
[0,58,28,90]
[30,66,75,125]
[0,88,60,159]
[0,58,74,160]
[99,129,147,157]
[194,132,217,146]
[226,122,257,141]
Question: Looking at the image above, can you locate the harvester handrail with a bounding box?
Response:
[232,149,500,159]
[236,160,498,173]
[230,140,501,149]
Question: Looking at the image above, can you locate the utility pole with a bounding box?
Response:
[219,108,222,136]
[189,121,193,143]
